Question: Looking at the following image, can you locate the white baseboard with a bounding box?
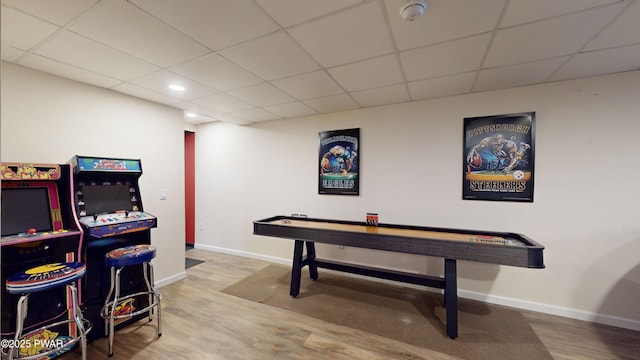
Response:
[155,270,187,288]
[192,244,640,332]
[460,290,640,331]
[193,243,290,265]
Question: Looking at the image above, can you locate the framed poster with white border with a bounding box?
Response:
[318,128,359,195]
[463,112,535,202]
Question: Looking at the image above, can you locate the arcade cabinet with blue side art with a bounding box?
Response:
[0,162,85,357]
[70,155,157,341]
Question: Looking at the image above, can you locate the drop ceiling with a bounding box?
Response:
[2,0,639,125]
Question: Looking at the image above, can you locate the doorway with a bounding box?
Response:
[184,131,195,249]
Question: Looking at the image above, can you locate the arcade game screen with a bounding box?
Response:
[81,184,133,215]
[1,187,53,236]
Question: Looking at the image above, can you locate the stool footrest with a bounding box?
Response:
[101,291,161,320]
[5,318,92,360]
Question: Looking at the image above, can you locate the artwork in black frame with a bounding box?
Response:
[463,112,535,202]
[318,128,359,195]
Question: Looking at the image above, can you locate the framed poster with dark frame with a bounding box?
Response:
[463,112,535,202]
[319,128,359,195]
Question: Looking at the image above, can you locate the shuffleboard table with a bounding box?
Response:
[253,215,544,339]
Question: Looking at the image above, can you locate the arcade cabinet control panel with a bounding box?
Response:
[79,211,156,238]
[1,228,77,245]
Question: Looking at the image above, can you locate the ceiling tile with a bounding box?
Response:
[385,0,506,51]
[288,1,393,67]
[34,30,159,80]
[220,32,320,81]
[474,57,568,92]
[170,53,263,92]
[70,0,209,68]
[130,0,279,51]
[549,44,640,82]
[350,83,410,107]
[180,108,217,124]
[128,69,218,100]
[2,0,98,26]
[400,33,491,81]
[485,4,625,68]
[1,6,60,52]
[186,116,217,125]
[272,71,344,100]
[230,108,282,123]
[227,82,295,107]
[328,54,404,92]
[303,94,360,113]
[213,113,254,126]
[256,0,363,27]
[264,101,317,118]
[584,1,640,51]
[1,47,25,62]
[112,82,183,105]
[191,93,254,113]
[19,54,122,88]
[408,72,476,101]
[501,0,621,27]
[173,101,221,119]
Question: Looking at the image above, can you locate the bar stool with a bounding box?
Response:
[101,244,161,357]
[4,262,91,360]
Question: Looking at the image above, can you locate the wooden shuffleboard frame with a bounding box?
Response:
[253,215,545,339]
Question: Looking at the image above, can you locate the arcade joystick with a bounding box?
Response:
[28,228,36,235]
[93,214,98,222]
[125,210,129,218]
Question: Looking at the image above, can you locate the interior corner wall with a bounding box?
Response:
[0,62,186,284]
[195,70,640,330]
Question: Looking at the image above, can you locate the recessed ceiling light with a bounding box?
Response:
[186,112,197,118]
[169,84,185,91]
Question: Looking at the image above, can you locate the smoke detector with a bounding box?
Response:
[400,0,427,21]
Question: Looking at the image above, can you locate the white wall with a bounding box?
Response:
[1,62,186,285]
[195,70,640,330]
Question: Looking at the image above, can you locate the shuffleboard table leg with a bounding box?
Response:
[444,258,458,339]
[305,241,319,280]
[290,240,304,298]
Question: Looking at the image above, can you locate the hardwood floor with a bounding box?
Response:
[64,249,639,359]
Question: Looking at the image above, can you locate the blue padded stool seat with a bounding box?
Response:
[102,244,161,357]
[5,262,91,360]
[6,262,86,294]
[105,244,156,267]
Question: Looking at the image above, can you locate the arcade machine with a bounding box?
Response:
[70,155,157,341]
[1,162,84,356]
